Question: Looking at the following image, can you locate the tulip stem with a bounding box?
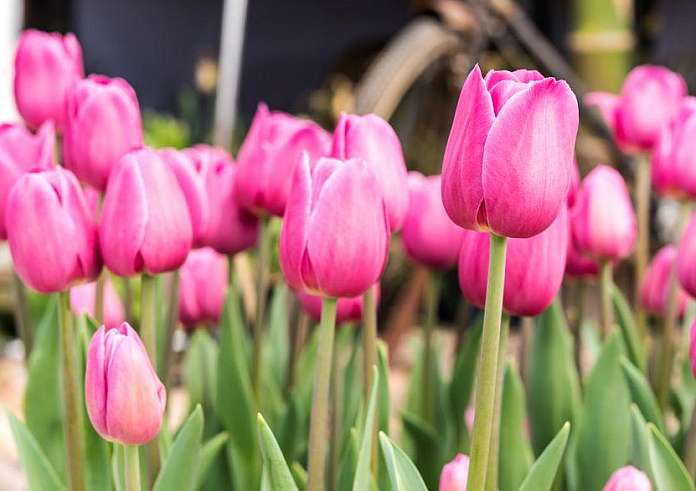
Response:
[466,233,507,491]
[362,283,379,474]
[684,405,696,479]
[307,296,337,491]
[486,313,511,491]
[140,274,157,365]
[252,218,271,400]
[600,260,614,339]
[422,271,441,422]
[12,271,32,355]
[124,444,141,491]
[94,271,105,325]
[162,270,181,387]
[58,291,85,491]
[634,153,650,339]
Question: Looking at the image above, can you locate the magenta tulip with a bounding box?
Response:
[402,172,463,269]
[586,65,686,153]
[178,247,228,329]
[85,323,166,445]
[571,165,637,262]
[439,454,470,491]
[99,148,192,276]
[280,155,389,298]
[331,113,409,232]
[567,159,581,207]
[441,66,578,238]
[296,284,380,324]
[6,167,100,293]
[565,232,599,278]
[63,75,144,190]
[70,278,125,329]
[0,121,55,239]
[603,466,651,491]
[234,103,331,217]
[677,212,696,298]
[458,205,568,317]
[640,245,689,317]
[14,29,83,130]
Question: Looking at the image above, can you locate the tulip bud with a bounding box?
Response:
[586,65,686,153]
[296,284,380,325]
[640,245,689,317]
[0,121,55,239]
[235,103,331,217]
[402,172,463,269]
[565,232,599,278]
[6,167,100,293]
[603,466,652,491]
[100,149,192,276]
[439,453,469,491]
[14,29,84,130]
[442,66,578,238]
[63,75,144,190]
[179,248,228,329]
[677,212,696,298]
[70,278,125,329]
[331,113,409,232]
[458,205,568,317]
[85,323,166,445]
[571,165,637,262]
[280,155,389,298]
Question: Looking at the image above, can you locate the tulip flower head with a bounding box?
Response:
[6,167,100,293]
[603,466,652,491]
[280,154,389,298]
[14,29,84,130]
[296,284,380,325]
[640,245,689,317]
[179,247,228,329]
[85,323,166,445]
[70,278,126,329]
[677,211,696,298]
[439,453,469,491]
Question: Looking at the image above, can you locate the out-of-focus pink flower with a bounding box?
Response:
[677,212,696,298]
[567,159,581,207]
[70,278,126,329]
[178,248,228,329]
[565,230,599,278]
[295,284,380,324]
[690,320,696,379]
[640,245,689,317]
[603,466,652,491]
[439,454,470,491]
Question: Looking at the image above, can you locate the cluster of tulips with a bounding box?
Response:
[7,25,696,491]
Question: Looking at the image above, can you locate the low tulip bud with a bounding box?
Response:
[296,284,380,325]
[640,245,688,317]
[439,453,469,491]
[85,323,166,445]
[70,278,125,329]
[179,248,228,329]
[603,466,651,491]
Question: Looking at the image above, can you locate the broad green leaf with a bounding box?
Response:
[400,411,442,489]
[612,284,646,371]
[196,432,229,490]
[621,358,665,433]
[266,284,289,388]
[499,364,533,491]
[290,462,307,491]
[379,432,427,491]
[648,424,695,491]
[519,422,570,491]
[353,367,379,491]
[7,411,65,491]
[630,405,654,482]
[337,428,359,491]
[257,413,298,491]
[153,406,204,491]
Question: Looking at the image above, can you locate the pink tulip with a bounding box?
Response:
[690,320,696,379]
[640,245,689,317]
[565,232,599,278]
[14,29,83,130]
[63,75,144,190]
[331,113,409,232]
[296,284,380,324]
[280,155,389,298]
[567,159,581,207]
[441,66,578,238]
[677,212,696,298]
[178,247,228,329]
[85,323,166,445]
[70,278,126,329]
[99,148,192,276]
[439,454,469,491]
[458,206,568,317]
[603,466,651,491]
[571,165,637,262]
[586,65,686,153]
[402,172,463,269]
[234,103,331,217]
[6,167,100,293]
[0,121,55,239]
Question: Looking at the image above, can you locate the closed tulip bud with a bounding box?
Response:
[402,172,463,269]
[85,323,166,445]
[331,113,409,232]
[442,66,578,238]
[6,167,100,293]
[235,103,331,217]
[63,75,144,190]
[0,121,55,239]
[603,466,652,491]
[70,277,125,329]
[179,247,228,329]
[571,165,637,262]
[439,454,469,491]
[280,155,389,298]
[14,29,84,130]
[586,65,686,153]
[296,284,380,324]
[100,149,192,276]
[640,245,689,317]
[677,212,696,298]
[458,206,568,317]
[565,232,599,278]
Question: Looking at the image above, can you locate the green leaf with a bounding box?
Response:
[290,462,307,491]
[353,367,379,491]
[184,329,218,411]
[377,342,391,435]
[265,284,290,388]
[499,364,534,491]
[400,411,442,489]
[153,406,204,491]
[196,432,229,490]
[648,424,695,491]
[621,358,665,434]
[7,411,65,491]
[257,413,298,491]
[337,428,359,491]
[379,432,428,491]
[519,422,571,491]
[612,283,646,371]
[630,405,654,483]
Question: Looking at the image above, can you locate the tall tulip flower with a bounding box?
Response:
[14,29,84,130]
[63,75,144,190]
[178,248,228,329]
[71,278,125,329]
[640,245,688,317]
[603,466,651,491]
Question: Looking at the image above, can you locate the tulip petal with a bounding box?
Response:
[85,327,108,437]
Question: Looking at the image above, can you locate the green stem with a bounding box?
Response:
[422,271,441,422]
[634,154,650,339]
[94,271,105,326]
[362,285,378,404]
[466,233,508,491]
[162,270,181,387]
[307,297,338,491]
[12,271,32,355]
[58,291,85,491]
[328,325,343,489]
[252,218,272,399]
[124,444,141,491]
[685,400,696,479]
[139,273,160,483]
[486,313,511,491]
[600,260,614,339]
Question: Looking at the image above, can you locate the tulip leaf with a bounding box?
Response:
[153,405,204,491]
[290,462,307,491]
[196,432,229,490]
[7,410,66,491]
[379,431,428,491]
[378,341,391,435]
[257,413,298,491]
[500,364,534,491]
[621,358,665,434]
[612,284,646,371]
[184,329,218,411]
[449,316,482,451]
[400,411,443,489]
[353,366,379,491]
[648,424,695,491]
[337,428,359,491]
[265,284,290,388]
[519,422,570,491]
[630,405,654,483]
